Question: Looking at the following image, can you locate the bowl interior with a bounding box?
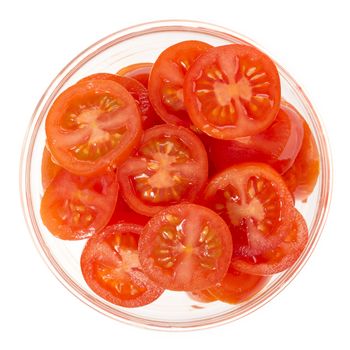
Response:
[21,21,331,330]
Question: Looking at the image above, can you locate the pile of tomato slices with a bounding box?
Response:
[40,40,320,308]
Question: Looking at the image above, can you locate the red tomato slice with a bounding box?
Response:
[41,147,61,190]
[232,209,308,275]
[283,114,320,202]
[207,266,270,304]
[183,44,281,139]
[81,223,164,307]
[207,101,304,175]
[188,289,217,303]
[107,195,149,227]
[138,203,233,291]
[79,73,161,129]
[203,163,294,257]
[149,40,212,127]
[117,62,153,88]
[118,124,208,217]
[46,79,142,176]
[40,170,118,240]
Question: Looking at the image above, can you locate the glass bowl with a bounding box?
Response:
[20,20,332,330]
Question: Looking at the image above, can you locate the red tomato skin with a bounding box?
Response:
[117,62,153,88]
[207,102,304,175]
[41,146,62,190]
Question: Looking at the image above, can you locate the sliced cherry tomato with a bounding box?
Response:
[138,203,233,291]
[207,266,270,304]
[207,102,304,175]
[117,62,153,88]
[203,163,294,257]
[41,147,61,190]
[283,114,320,202]
[149,41,212,127]
[108,195,149,227]
[40,169,118,240]
[79,73,161,129]
[81,223,164,307]
[232,209,308,275]
[118,124,208,217]
[46,79,142,176]
[188,289,217,303]
[183,44,281,139]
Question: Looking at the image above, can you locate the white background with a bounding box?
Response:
[1,0,349,348]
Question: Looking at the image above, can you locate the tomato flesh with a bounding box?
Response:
[119,124,208,216]
[40,170,118,240]
[149,40,212,127]
[41,147,61,190]
[184,44,281,139]
[207,102,304,174]
[81,224,164,307]
[138,204,233,291]
[188,289,217,303]
[232,209,308,275]
[117,62,153,88]
[203,163,294,256]
[46,79,142,176]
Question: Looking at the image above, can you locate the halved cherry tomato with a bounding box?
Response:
[81,223,164,307]
[207,102,304,174]
[108,195,149,227]
[207,266,270,304]
[138,203,233,291]
[203,163,294,257]
[232,209,308,275]
[40,169,118,240]
[118,124,208,217]
[41,147,61,190]
[46,79,142,176]
[149,41,212,127]
[283,114,320,202]
[183,44,281,139]
[188,289,217,303]
[79,73,161,129]
[117,62,153,88]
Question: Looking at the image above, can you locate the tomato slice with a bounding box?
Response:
[41,147,61,190]
[81,223,163,307]
[188,289,217,303]
[232,209,308,275]
[283,113,320,202]
[149,40,212,127]
[183,44,281,139]
[79,73,161,129]
[40,169,118,240]
[118,124,208,216]
[207,101,304,175]
[138,203,233,291]
[117,62,153,88]
[207,266,270,304]
[203,163,294,257]
[46,79,142,176]
[107,195,149,227]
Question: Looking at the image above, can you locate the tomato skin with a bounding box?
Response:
[117,62,153,88]
[41,147,61,190]
[138,203,233,291]
[207,266,270,304]
[183,44,281,140]
[81,224,164,307]
[46,79,142,176]
[188,289,217,303]
[283,115,320,202]
[232,209,308,275]
[203,163,295,257]
[149,40,212,127]
[40,169,118,240]
[119,124,208,217]
[207,102,304,175]
[79,73,162,129]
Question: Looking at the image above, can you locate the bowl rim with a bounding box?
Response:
[20,19,333,331]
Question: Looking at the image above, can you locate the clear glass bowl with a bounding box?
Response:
[20,20,332,330]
